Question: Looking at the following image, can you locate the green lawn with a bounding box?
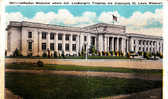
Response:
[6,72,162,99]
[6,64,162,74]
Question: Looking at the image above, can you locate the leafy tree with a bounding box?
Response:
[54,51,58,58]
[37,61,44,67]
[89,45,96,56]
[5,50,7,56]
[62,51,65,59]
[42,52,47,57]
[126,52,130,58]
[13,48,22,56]
[47,49,51,58]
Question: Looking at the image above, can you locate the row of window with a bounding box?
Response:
[133,46,159,52]
[42,43,76,51]
[28,32,88,41]
[136,40,156,46]
[28,42,77,51]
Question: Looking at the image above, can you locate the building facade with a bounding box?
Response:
[6,21,163,56]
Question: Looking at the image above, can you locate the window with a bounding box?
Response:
[139,40,141,45]
[50,43,54,50]
[42,43,46,50]
[84,36,87,41]
[28,32,32,38]
[28,42,32,51]
[134,46,136,51]
[42,32,47,39]
[65,44,69,51]
[73,35,77,41]
[84,44,87,50]
[50,33,54,40]
[58,43,62,51]
[58,34,63,40]
[65,34,70,41]
[72,44,76,51]
[139,47,141,51]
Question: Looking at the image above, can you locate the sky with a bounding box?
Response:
[5,5,163,36]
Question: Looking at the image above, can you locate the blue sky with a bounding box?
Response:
[5,5,163,36]
[6,5,162,18]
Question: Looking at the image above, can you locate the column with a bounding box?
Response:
[62,34,65,52]
[135,39,138,53]
[87,34,91,50]
[160,41,163,53]
[76,34,79,55]
[98,34,103,52]
[117,37,119,51]
[143,40,146,52]
[38,32,42,56]
[112,37,114,51]
[121,38,125,54]
[47,32,50,50]
[79,34,84,52]
[54,33,58,51]
[106,36,109,52]
[70,34,72,55]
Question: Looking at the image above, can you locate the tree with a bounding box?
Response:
[54,51,58,58]
[5,50,7,56]
[89,45,96,56]
[42,52,47,57]
[47,48,51,58]
[13,48,22,56]
[62,51,65,59]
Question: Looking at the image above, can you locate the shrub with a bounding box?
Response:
[116,51,119,56]
[126,52,130,58]
[62,51,65,59]
[37,61,44,67]
[143,52,152,59]
[27,53,32,57]
[102,51,105,56]
[107,52,111,56]
[47,49,51,58]
[120,52,124,56]
[98,51,102,56]
[146,52,152,59]
[13,48,22,56]
[159,53,163,58]
[112,51,115,56]
[138,51,143,56]
[5,50,7,56]
[54,51,58,58]
[42,52,47,57]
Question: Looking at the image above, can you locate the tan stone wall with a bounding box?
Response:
[5,58,162,70]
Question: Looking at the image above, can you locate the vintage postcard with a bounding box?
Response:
[1,0,167,99]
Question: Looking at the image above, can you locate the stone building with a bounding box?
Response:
[6,21,163,56]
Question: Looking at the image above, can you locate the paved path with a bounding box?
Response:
[99,88,162,99]
[6,69,162,81]
[5,89,22,99]
[6,58,163,70]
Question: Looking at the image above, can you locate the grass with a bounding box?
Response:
[6,64,162,74]
[6,72,162,99]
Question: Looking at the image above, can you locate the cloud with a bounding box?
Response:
[6,8,163,36]
[98,8,163,36]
